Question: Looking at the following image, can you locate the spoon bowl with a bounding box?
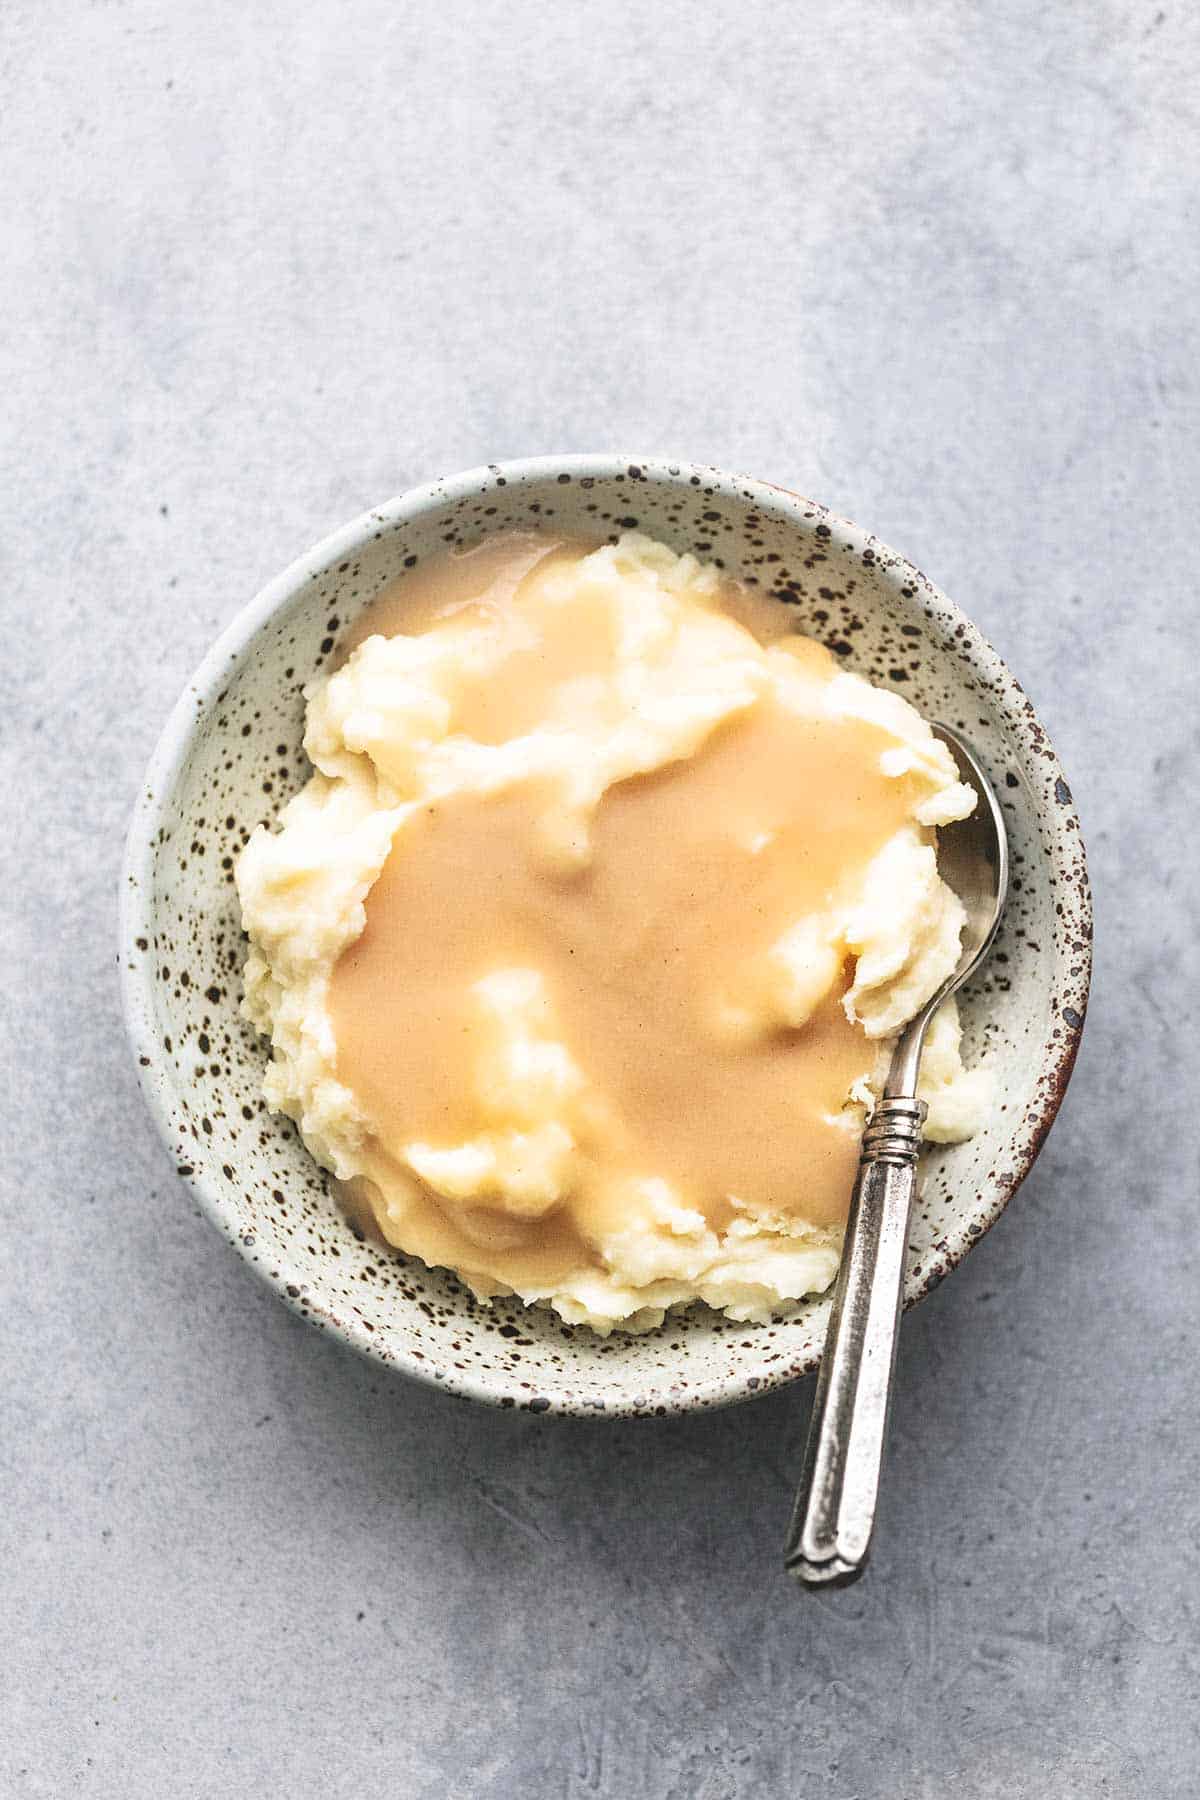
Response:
[931,724,1010,968]
[886,723,1010,1099]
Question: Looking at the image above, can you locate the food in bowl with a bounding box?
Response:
[236,531,990,1333]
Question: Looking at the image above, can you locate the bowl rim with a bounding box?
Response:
[119,453,1092,1416]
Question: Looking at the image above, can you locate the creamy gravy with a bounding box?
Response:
[326,536,918,1289]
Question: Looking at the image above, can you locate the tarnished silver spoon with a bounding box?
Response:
[784,723,1009,1588]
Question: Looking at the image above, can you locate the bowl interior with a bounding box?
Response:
[122,458,1090,1415]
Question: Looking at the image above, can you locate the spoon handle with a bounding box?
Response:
[784,1097,926,1587]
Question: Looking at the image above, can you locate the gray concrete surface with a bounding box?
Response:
[3,2,1198,1794]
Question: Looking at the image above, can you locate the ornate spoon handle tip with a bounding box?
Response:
[784,1097,925,1588]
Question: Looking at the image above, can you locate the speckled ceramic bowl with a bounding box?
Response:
[120,456,1091,1416]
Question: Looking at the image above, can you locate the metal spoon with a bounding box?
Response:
[784,723,1009,1588]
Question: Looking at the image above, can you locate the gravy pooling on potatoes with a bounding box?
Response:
[328,537,916,1284]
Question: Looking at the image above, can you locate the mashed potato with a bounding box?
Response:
[237,532,988,1332]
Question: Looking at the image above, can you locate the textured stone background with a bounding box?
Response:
[4,2,1198,1795]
